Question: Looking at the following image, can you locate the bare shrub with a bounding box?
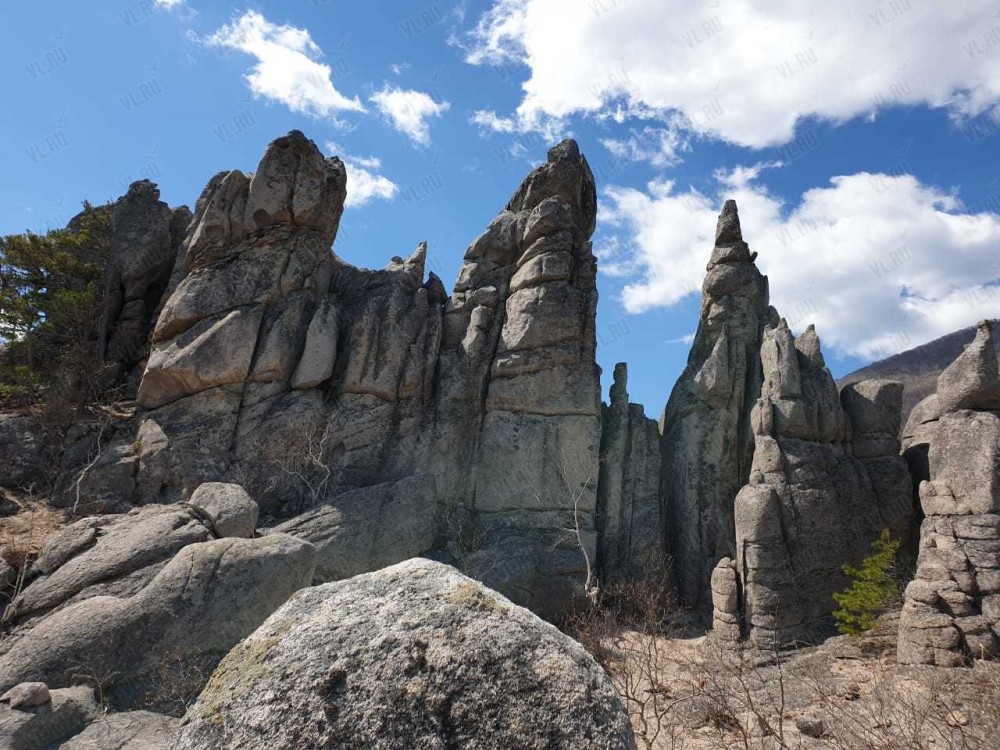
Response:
[260,421,337,515]
[564,555,694,750]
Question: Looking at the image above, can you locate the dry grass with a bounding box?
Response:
[0,491,68,606]
[567,584,1000,750]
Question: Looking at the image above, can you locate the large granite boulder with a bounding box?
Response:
[659,200,773,608]
[175,558,635,750]
[898,321,1000,665]
[188,482,258,539]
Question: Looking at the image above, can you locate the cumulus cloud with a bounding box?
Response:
[600,168,1000,360]
[154,0,185,7]
[369,86,450,146]
[326,142,398,209]
[462,0,1000,148]
[208,11,364,121]
[601,120,691,168]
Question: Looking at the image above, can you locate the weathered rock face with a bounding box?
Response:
[0,508,315,707]
[2,504,212,625]
[722,322,913,647]
[431,139,602,615]
[0,684,98,750]
[61,709,180,750]
[175,558,635,750]
[660,200,773,607]
[270,472,436,582]
[99,179,192,392]
[80,132,605,617]
[898,320,1000,666]
[597,363,664,582]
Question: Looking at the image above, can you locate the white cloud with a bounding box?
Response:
[600,169,1000,361]
[463,0,1000,148]
[369,86,450,146]
[155,0,184,7]
[666,333,696,346]
[601,120,691,168]
[463,0,528,66]
[326,142,398,209]
[208,11,364,122]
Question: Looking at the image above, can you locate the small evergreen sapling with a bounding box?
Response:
[832,528,901,636]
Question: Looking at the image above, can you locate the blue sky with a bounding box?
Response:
[2,1,1000,414]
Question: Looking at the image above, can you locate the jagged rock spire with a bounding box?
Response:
[715,199,742,245]
[430,137,602,616]
[660,200,772,608]
[936,319,1000,412]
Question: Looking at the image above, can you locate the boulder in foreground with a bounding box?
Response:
[176,558,635,750]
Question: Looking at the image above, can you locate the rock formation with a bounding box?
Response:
[723,321,913,646]
[427,138,602,614]
[659,200,772,607]
[1,132,933,650]
[597,363,664,582]
[0,684,98,749]
[0,494,316,708]
[58,131,608,616]
[98,180,192,393]
[898,321,1000,665]
[174,558,635,750]
[61,710,180,749]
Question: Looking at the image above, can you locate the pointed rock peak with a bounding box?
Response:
[937,318,1000,412]
[245,129,347,242]
[795,324,825,367]
[506,140,597,239]
[423,270,447,303]
[125,179,161,202]
[610,362,629,405]
[715,199,743,245]
[409,241,428,267]
[386,243,429,282]
[548,139,581,163]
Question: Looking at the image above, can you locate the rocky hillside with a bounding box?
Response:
[1,130,998,748]
[838,320,1000,424]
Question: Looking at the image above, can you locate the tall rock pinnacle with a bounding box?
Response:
[659,199,773,608]
[432,139,603,616]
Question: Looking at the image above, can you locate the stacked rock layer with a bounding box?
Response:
[898,321,1000,665]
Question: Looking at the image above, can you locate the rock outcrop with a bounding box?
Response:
[597,363,664,582]
[659,200,772,607]
[898,321,1000,665]
[427,138,602,615]
[0,684,98,750]
[0,501,314,707]
[175,558,635,750]
[72,131,607,617]
[99,180,192,392]
[721,321,913,646]
[61,710,180,750]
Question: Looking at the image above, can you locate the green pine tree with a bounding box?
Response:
[0,202,111,404]
[832,528,901,636]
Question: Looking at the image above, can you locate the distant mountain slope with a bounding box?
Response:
[837,320,1000,424]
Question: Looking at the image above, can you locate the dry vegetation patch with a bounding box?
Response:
[568,584,1000,749]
